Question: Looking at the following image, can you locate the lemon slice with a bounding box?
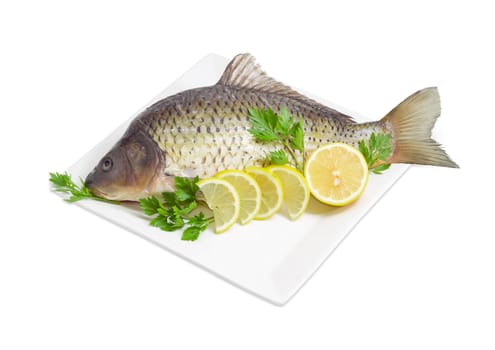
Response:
[269,165,310,220]
[304,143,369,206]
[245,166,283,220]
[216,170,261,225]
[197,178,240,233]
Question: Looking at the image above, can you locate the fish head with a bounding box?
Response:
[85,131,164,201]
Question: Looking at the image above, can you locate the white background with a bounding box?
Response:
[1,1,493,349]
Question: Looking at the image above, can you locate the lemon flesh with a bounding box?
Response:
[269,165,310,220]
[197,178,240,233]
[216,170,261,225]
[245,166,283,220]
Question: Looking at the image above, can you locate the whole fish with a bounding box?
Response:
[85,53,457,201]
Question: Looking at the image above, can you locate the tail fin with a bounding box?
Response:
[382,87,459,168]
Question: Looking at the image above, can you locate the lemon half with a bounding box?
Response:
[304,143,369,206]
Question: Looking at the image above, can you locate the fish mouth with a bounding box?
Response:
[91,189,106,198]
[84,176,111,200]
[87,186,111,200]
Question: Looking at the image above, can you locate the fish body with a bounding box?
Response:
[135,84,376,176]
[85,54,457,201]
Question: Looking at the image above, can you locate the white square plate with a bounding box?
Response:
[62,54,409,306]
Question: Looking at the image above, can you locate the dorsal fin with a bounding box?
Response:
[217,53,354,123]
[218,53,302,98]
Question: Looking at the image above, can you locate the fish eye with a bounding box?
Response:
[102,157,113,172]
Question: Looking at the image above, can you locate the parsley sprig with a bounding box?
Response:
[139,177,213,241]
[49,172,119,204]
[358,133,393,174]
[248,107,305,172]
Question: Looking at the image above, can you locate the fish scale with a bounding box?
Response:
[136,84,363,178]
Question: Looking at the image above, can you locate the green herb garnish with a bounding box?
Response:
[139,176,213,241]
[248,107,305,172]
[50,171,210,241]
[49,172,119,204]
[358,133,393,174]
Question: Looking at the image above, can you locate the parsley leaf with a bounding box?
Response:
[139,196,162,215]
[182,226,202,241]
[162,192,179,207]
[358,140,370,163]
[372,163,391,174]
[175,176,200,202]
[289,121,304,152]
[249,107,305,171]
[176,200,198,216]
[182,212,211,241]
[150,214,173,230]
[275,107,293,135]
[139,176,213,241]
[358,133,393,174]
[248,107,279,142]
[49,172,119,204]
[270,149,289,165]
